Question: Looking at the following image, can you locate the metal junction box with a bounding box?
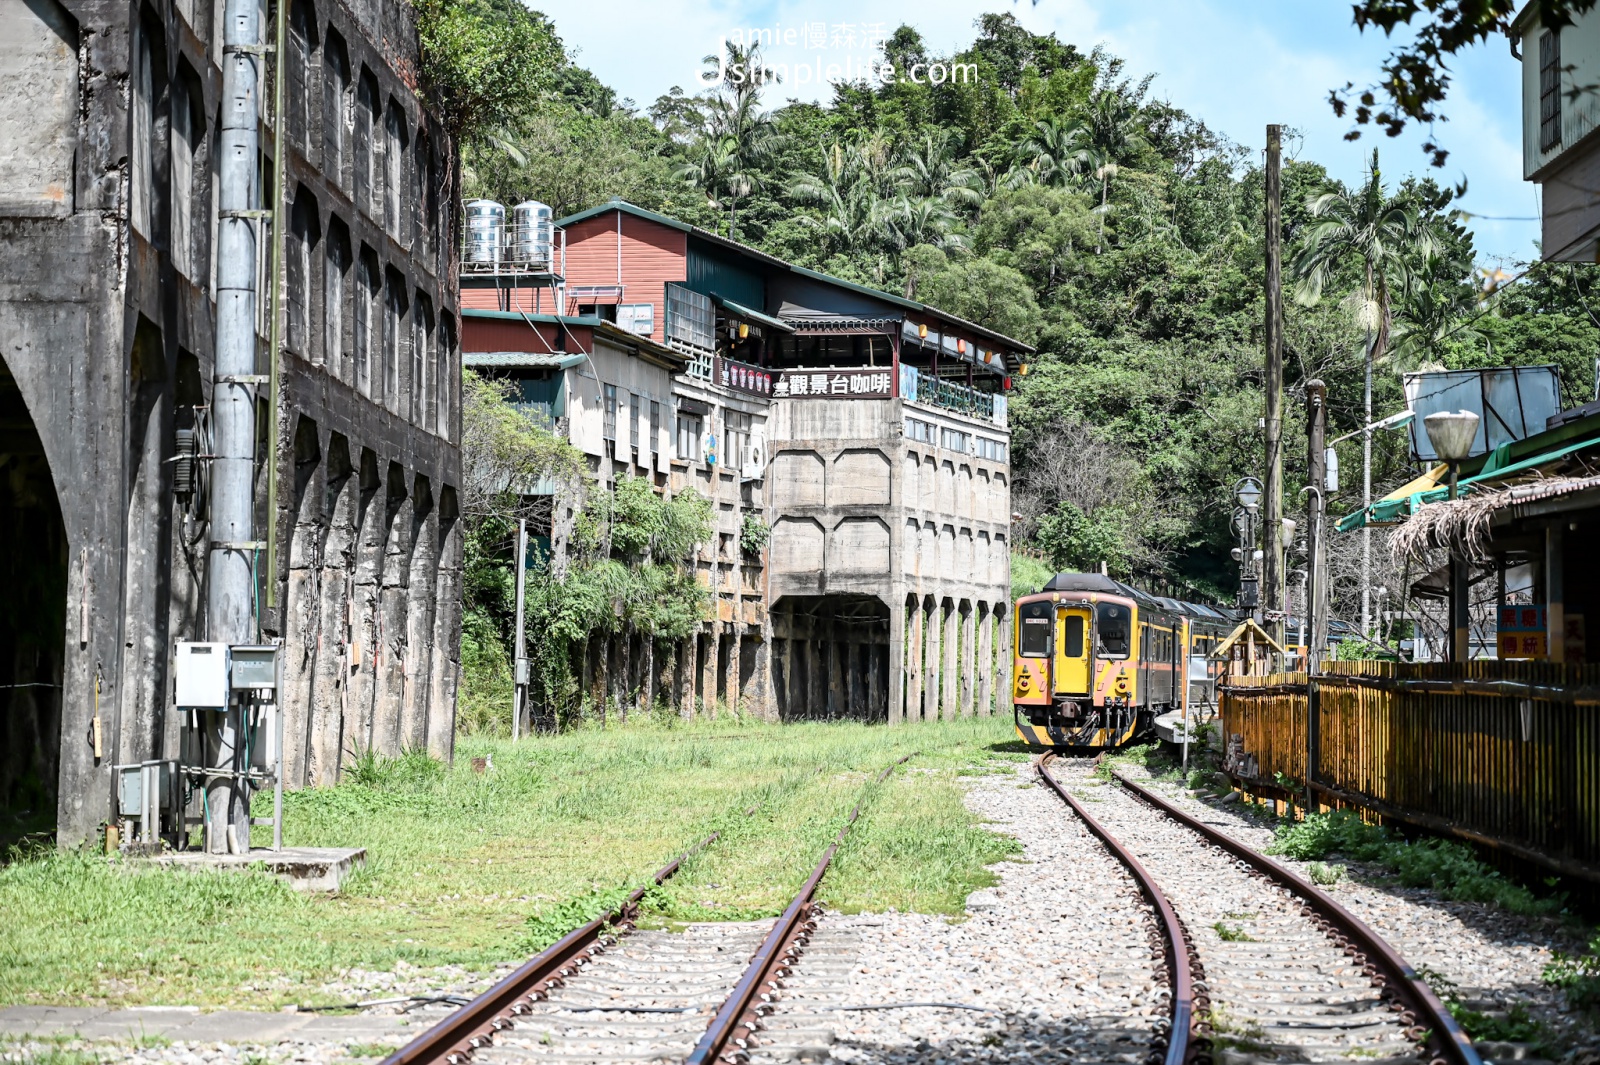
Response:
[117,763,172,816]
[175,642,230,707]
[230,644,280,693]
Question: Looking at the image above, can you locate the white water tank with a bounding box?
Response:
[511,201,553,268]
[465,199,504,264]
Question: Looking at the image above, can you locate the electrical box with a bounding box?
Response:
[515,657,530,686]
[230,644,279,693]
[117,763,172,816]
[175,642,230,707]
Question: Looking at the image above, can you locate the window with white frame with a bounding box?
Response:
[650,400,661,459]
[602,384,617,442]
[629,392,640,452]
[976,436,1007,462]
[676,410,703,461]
[905,417,934,443]
[725,409,752,469]
[940,427,969,452]
[618,303,654,337]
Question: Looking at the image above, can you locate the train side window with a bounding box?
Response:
[1098,603,1131,659]
[1061,615,1084,657]
[1019,600,1052,657]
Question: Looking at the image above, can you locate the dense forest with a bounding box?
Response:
[452,8,1600,684]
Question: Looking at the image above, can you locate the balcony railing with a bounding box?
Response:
[901,366,1006,426]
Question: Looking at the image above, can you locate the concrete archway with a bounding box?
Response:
[0,354,67,845]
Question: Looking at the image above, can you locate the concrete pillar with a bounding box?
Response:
[922,598,939,722]
[941,599,958,720]
[994,604,1011,719]
[587,631,605,721]
[400,477,436,750]
[976,603,994,717]
[348,453,386,758]
[777,631,794,720]
[642,636,657,715]
[426,489,461,754]
[308,440,354,785]
[700,628,717,715]
[889,598,907,725]
[373,465,413,755]
[281,420,325,787]
[959,601,975,718]
[677,637,693,718]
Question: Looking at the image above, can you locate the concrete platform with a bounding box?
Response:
[0,1006,412,1045]
[143,847,366,892]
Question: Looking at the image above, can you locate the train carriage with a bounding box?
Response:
[1012,574,1233,750]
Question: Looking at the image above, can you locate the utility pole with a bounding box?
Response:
[511,518,528,739]
[1306,380,1329,672]
[1263,124,1286,658]
[206,0,264,853]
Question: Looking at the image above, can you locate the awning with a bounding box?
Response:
[713,295,795,334]
[1335,435,1600,533]
[464,351,587,370]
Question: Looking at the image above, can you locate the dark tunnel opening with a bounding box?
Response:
[771,594,890,722]
[0,355,67,848]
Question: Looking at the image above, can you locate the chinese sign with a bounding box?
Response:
[772,368,894,399]
[714,357,774,397]
[1498,604,1548,660]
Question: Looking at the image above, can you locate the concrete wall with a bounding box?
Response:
[0,0,460,844]
[766,395,1011,722]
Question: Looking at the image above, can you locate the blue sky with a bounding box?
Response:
[532,0,1540,262]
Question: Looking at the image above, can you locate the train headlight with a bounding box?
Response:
[1115,675,1130,694]
[1017,672,1031,691]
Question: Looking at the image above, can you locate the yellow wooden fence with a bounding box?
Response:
[1219,660,1600,879]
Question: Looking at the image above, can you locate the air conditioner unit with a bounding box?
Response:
[742,434,768,480]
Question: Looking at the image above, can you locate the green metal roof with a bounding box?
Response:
[1335,431,1600,533]
[461,308,604,326]
[552,199,1036,356]
[464,351,586,370]
[713,295,794,333]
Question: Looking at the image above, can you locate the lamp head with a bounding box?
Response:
[1424,410,1481,463]
[1235,476,1263,510]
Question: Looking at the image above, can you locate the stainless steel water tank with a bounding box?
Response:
[465,199,504,264]
[511,200,553,268]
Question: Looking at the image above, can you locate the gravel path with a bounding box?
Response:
[1114,761,1599,1065]
[748,763,1165,1065]
[1047,760,1426,1065]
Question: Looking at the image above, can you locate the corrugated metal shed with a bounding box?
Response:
[463,351,586,369]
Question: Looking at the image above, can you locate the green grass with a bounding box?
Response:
[0,716,1025,1009]
[1011,551,1054,601]
[1268,809,1558,915]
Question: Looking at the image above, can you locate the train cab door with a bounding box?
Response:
[1053,607,1091,695]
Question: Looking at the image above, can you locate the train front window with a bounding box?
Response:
[1019,601,1052,657]
[1061,615,1084,657]
[1096,603,1131,659]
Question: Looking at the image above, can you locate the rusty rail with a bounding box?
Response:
[1036,757,1196,1065]
[1113,772,1481,1065]
[686,755,911,1065]
[378,829,725,1065]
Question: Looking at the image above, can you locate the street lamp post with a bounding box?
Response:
[1233,477,1264,617]
[1328,407,1416,638]
[1423,409,1482,663]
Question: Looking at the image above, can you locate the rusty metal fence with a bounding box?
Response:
[1219,661,1600,880]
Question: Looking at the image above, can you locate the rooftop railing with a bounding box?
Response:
[901,366,1006,426]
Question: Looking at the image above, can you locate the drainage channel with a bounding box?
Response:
[380,758,910,1065]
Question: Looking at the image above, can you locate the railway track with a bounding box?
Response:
[1038,755,1481,1065]
[379,759,908,1065]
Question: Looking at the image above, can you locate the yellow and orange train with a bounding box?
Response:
[1012,574,1233,749]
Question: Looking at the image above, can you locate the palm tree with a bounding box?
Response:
[789,136,899,258]
[1292,148,1443,637]
[676,41,781,239]
[1083,89,1145,250]
[1017,118,1096,189]
[891,130,982,207]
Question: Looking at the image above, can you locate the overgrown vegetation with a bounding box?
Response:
[0,718,1023,1008]
[1268,809,1558,915]
[453,10,1594,620]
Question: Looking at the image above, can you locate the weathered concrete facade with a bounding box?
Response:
[0,0,460,844]
[459,200,1023,725]
[767,398,1011,722]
